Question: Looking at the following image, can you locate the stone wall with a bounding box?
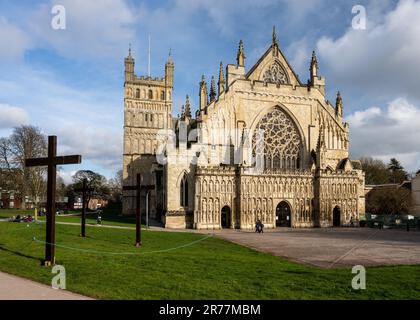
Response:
[411,174,420,215]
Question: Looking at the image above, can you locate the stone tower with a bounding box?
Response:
[122,47,173,216]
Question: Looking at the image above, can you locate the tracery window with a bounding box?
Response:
[262,62,288,85]
[252,108,302,170]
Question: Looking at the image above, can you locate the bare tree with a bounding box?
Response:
[0,138,15,190]
[0,126,47,208]
[108,169,123,202]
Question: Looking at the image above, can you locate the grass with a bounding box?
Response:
[0,221,420,300]
[0,208,137,228]
[0,209,34,218]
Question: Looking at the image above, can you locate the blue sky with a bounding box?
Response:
[1,0,419,182]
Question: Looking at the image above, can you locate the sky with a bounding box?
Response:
[0,0,419,182]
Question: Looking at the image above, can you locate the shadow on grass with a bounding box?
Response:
[101,203,163,227]
[0,246,43,263]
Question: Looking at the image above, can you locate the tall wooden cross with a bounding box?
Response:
[123,173,154,247]
[74,178,94,238]
[25,136,81,266]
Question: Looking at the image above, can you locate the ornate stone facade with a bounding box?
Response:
[122,28,366,229]
[122,48,173,219]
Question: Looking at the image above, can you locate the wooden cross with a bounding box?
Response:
[123,173,154,247]
[25,136,81,266]
[74,178,94,238]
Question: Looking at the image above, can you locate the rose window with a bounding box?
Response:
[252,108,302,170]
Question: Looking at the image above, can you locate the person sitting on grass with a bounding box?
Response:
[13,215,22,223]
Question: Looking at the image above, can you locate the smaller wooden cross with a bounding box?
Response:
[74,178,94,238]
[123,173,154,247]
[25,136,81,266]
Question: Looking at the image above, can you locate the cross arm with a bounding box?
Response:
[55,155,82,165]
[25,158,49,167]
[25,155,82,167]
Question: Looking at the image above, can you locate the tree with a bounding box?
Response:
[0,138,17,190]
[388,158,408,184]
[0,126,47,208]
[56,175,67,201]
[360,157,389,185]
[70,170,110,207]
[108,169,123,202]
[366,187,412,215]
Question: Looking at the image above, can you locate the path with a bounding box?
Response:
[0,271,92,300]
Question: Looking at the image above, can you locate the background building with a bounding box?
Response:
[412,172,420,215]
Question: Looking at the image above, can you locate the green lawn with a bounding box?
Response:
[0,208,137,228]
[0,209,34,218]
[0,221,419,300]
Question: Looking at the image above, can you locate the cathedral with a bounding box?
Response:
[122,28,366,229]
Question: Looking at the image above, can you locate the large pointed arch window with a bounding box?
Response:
[180,174,189,207]
[252,108,302,170]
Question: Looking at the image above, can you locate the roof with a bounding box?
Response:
[246,44,303,86]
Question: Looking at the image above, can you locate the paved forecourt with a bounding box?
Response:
[207,227,420,268]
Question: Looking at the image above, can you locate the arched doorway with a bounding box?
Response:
[333,206,341,227]
[221,206,231,229]
[276,201,291,227]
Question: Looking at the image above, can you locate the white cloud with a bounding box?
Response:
[347,97,420,172]
[58,169,77,185]
[27,0,136,60]
[54,124,122,170]
[0,103,30,129]
[0,64,122,175]
[316,0,420,101]
[0,17,32,61]
[346,106,382,127]
[287,37,312,78]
